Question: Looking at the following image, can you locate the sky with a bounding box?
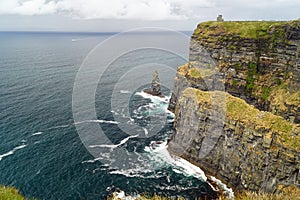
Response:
[0,0,299,32]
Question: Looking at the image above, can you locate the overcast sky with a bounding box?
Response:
[0,0,299,32]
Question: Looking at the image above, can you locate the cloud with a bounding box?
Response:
[215,0,300,8]
[0,0,215,20]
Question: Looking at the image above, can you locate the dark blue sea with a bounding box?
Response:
[0,30,216,200]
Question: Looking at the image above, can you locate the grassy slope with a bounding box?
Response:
[194,21,285,39]
[193,20,300,39]
[0,186,26,200]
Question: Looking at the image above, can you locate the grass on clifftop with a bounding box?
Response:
[195,21,284,39]
[193,20,300,39]
[0,185,31,200]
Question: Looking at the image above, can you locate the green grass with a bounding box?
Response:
[0,186,26,200]
[261,86,271,101]
[194,21,287,39]
[233,63,243,71]
[246,62,258,91]
[193,19,300,49]
[231,79,237,87]
[188,68,202,79]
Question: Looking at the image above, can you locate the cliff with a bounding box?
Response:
[169,20,300,123]
[168,20,300,194]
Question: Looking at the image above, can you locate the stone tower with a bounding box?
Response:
[217,15,224,22]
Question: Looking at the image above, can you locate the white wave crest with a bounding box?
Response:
[0,144,27,161]
[144,141,207,182]
[81,157,103,164]
[135,91,170,103]
[210,176,234,200]
[32,131,43,136]
[89,135,138,149]
[120,90,131,94]
[45,124,70,130]
[142,127,148,136]
[75,119,119,125]
[71,38,93,42]
[109,168,153,178]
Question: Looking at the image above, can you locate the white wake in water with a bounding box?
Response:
[0,144,27,161]
[83,90,208,182]
[38,119,119,134]
[120,90,131,94]
[135,91,174,117]
[71,37,95,42]
[32,131,43,136]
[89,135,138,149]
[75,119,119,125]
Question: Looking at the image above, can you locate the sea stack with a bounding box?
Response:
[144,70,165,98]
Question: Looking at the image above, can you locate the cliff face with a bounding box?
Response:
[168,88,300,192]
[168,20,300,193]
[169,20,300,123]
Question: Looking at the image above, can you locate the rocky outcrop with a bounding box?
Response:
[168,20,300,194]
[144,70,165,97]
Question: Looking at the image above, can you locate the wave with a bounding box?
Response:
[120,90,131,94]
[82,157,103,164]
[209,176,234,199]
[89,134,138,149]
[135,91,174,119]
[71,38,91,42]
[144,141,207,182]
[145,141,234,198]
[135,91,170,103]
[41,119,119,133]
[44,124,70,130]
[75,119,119,125]
[32,131,43,136]
[86,89,232,198]
[109,168,155,178]
[0,144,27,161]
[142,127,148,136]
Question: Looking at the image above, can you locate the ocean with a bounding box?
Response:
[0,30,216,199]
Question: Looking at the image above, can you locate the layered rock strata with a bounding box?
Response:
[168,20,300,193]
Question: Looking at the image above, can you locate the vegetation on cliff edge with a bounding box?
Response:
[0,185,35,200]
[193,20,300,39]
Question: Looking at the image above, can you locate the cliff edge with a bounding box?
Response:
[168,20,300,193]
